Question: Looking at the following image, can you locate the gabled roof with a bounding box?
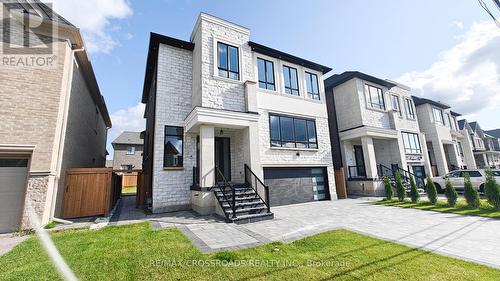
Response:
[412,96,451,109]
[450,111,461,117]
[248,41,332,74]
[485,129,500,138]
[6,0,75,27]
[324,71,397,89]
[469,122,478,132]
[458,119,468,131]
[112,131,144,146]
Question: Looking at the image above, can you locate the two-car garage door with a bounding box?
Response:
[263,167,330,207]
[0,159,29,233]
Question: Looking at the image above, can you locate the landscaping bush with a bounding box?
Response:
[484,169,500,210]
[463,173,480,209]
[425,176,438,205]
[394,171,406,201]
[383,176,393,201]
[409,176,419,203]
[444,179,458,207]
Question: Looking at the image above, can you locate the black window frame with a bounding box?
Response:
[305,71,320,100]
[164,126,184,168]
[365,84,385,110]
[391,94,402,116]
[432,107,445,125]
[402,132,422,154]
[217,42,239,80]
[405,98,415,119]
[283,65,300,96]
[269,114,318,149]
[257,57,275,90]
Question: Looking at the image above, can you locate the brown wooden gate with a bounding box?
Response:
[334,168,347,199]
[62,168,121,218]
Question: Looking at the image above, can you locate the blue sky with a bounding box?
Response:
[51,0,500,156]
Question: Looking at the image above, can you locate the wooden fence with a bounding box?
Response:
[122,172,138,188]
[334,168,347,199]
[62,168,122,218]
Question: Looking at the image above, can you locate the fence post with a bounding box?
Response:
[265,185,270,213]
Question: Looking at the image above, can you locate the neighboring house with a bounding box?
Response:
[0,1,111,233]
[412,97,476,176]
[324,71,431,196]
[141,13,336,222]
[466,123,500,169]
[111,131,144,171]
[485,129,500,152]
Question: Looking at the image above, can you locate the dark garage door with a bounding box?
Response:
[263,167,330,207]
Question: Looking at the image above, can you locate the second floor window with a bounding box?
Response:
[257,58,275,90]
[305,72,320,100]
[402,132,422,154]
[433,107,444,125]
[217,42,239,80]
[126,146,135,155]
[164,126,183,168]
[270,114,317,149]
[283,65,299,96]
[391,95,401,116]
[365,84,385,110]
[405,98,415,119]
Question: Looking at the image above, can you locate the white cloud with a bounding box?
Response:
[51,0,133,53]
[398,21,500,121]
[107,103,145,156]
[452,20,464,29]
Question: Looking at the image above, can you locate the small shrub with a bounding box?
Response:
[484,169,500,210]
[395,171,406,201]
[444,179,458,207]
[409,176,420,203]
[44,221,58,229]
[384,176,393,201]
[463,173,480,209]
[425,176,438,205]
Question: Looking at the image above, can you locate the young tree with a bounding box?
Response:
[384,176,393,201]
[484,169,500,210]
[425,176,438,205]
[444,179,458,207]
[395,171,406,201]
[463,173,480,209]
[409,176,420,203]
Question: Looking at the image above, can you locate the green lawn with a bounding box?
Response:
[1,223,499,280]
[121,186,137,195]
[375,199,500,219]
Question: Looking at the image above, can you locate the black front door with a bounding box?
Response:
[412,166,426,187]
[215,137,231,182]
[353,145,366,177]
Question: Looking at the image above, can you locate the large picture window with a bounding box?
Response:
[217,42,239,80]
[257,58,275,90]
[164,126,184,167]
[402,132,422,154]
[365,84,385,110]
[433,107,444,125]
[405,98,415,119]
[305,72,320,100]
[283,65,299,96]
[269,114,317,149]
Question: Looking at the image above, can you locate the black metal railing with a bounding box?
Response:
[244,164,271,213]
[377,164,394,180]
[377,164,426,189]
[347,165,367,179]
[214,166,236,219]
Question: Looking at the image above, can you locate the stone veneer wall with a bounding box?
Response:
[22,176,50,229]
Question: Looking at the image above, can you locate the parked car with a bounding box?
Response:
[432,169,500,193]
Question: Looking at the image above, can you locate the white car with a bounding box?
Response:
[432,169,500,193]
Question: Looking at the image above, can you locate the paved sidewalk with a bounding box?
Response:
[0,235,28,256]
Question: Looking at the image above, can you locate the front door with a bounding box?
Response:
[353,145,366,177]
[412,165,426,187]
[215,137,231,182]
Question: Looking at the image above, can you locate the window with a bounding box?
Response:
[433,107,444,125]
[458,142,464,157]
[126,146,135,155]
[448,171,461,178]
[283,65,299,96]
[269,114,317,149]
[445,113,452,128]
[391,95,401,116]
[364,84,385,110]
[217,42,239,80]
[492,171,500,177]
[257,58,275,90]
[305,72,320,100]
[121,164,132,170]
[405,98,415,119]
[402,132,422,154]
[461,171,482,178]
[164,126,183,167]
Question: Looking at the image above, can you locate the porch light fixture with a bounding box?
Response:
[219,129,223,135]
[296,152,300,156]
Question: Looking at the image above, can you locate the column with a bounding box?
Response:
[434,141,449,175]
[420,134,433,178]
[199,125,215,188]
[361,137,378,179]
[243,122,262,178]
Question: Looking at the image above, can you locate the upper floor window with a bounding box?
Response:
[164,126,183,168]
[404,98,415,119]
[365,84,385,110]
[283,65,299,96]
[217,42,239,80]
[402,132,422,154]
[269,114,317,149]
[433,107,444,125]
[305,72,320,100]
[121,164,133,170]
[445,113,453,129]
[391,95,401,116]
[126,146,135,155]
[257,58,275,90]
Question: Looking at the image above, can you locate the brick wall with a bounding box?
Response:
[113,144,144,170]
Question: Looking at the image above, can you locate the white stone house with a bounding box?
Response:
[324,71,431,196]
[413,97,476,177]
[141,13,336,222]
[465,122,500,169]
